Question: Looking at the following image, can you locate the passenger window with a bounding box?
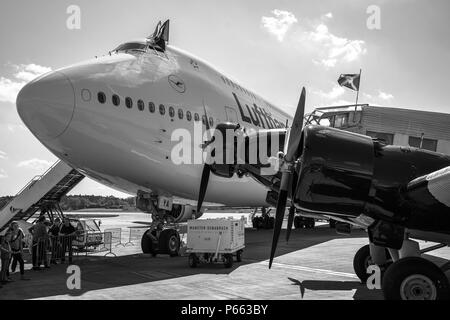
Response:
[186,111,192,121]
[149,102,155,113]
[159,104,166,115]
[202,115,207,125]
[137,100,145,111]
[125,97,133,109]
[169,106,175,118]
[194,113,200,122]
[209,117,214,127]
[112,94,120,106]
[178,108,184,120]
[98,92,106,104]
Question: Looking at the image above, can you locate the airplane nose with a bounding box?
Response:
[16,71,75,140]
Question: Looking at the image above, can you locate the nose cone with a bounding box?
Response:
[17,71,75,140]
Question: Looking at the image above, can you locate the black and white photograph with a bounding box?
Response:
[1,0,450,307]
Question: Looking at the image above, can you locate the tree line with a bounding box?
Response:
[0,195,136,211]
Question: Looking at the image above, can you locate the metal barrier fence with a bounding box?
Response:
[104,228,125,247]
[124,227,148,246]
[23,225,192,265]
[29,231,115,266]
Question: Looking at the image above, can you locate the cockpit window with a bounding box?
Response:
[114,42,147,53]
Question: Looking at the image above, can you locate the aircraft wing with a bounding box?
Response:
[403,166,450,220]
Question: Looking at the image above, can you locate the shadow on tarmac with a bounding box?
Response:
[0,225,369,299]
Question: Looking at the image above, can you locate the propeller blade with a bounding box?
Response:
[285,87,306,162]
[269,188,288,269]
[286,205,295,243]
[196,103,215,214]
[197,165,211,213]
[269,87,307,269]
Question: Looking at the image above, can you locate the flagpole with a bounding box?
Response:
[354,68,362,112]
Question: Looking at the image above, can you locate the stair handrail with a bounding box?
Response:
[0,160,61,211]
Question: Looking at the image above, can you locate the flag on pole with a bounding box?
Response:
[337,74,361,91]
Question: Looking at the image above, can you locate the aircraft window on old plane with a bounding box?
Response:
[169,106,175,118]
[209,117,214,127]
[125,97,133,109]
[98,92,106,104]
[202,115,207,125]
[186,111,192,121]
[112,94,120,106]
[137,100,145,111]
[114,42,147,53]
[194,113,200,122]
[149,102,155,113]
[159,104,166,115]
[178,108,184,120]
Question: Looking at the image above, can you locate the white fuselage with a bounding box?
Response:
[17,42,293,207]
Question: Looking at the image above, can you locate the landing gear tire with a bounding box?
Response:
[224,254,233,268]
[353,245,374,283]
[294,216,302,229]
[382,257,450,300]
[160,229,180,257]
[353,245,392,283]
[188,253,199,268]
[268,217,274,229]
[236,250,243,262]
[252,216,274,229]
[252,217,259,229]
[141,229,157,255]
[329,219,336,228]
[306,218,315,229]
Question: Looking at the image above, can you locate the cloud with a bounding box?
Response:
[378,90,394,100]
[17,158,53,171]
[7,124,26,132]
[0,77,26,104]
[14,64,51,82]
[0,63,51,103]
[306,24,367,67]
[261,9,298,42]
[0,150,7,160]
[261,10,366,68]
[0,169,7,179]
[313,85,346,100]
[313,58,337,67]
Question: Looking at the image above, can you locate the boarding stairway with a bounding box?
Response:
[0,160,84,232]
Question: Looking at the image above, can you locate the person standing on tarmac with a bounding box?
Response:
[49,218,62,264]
[29,216,50,270]
[59,218,77,264]
[8,222,29,280]
[0,235,12,284]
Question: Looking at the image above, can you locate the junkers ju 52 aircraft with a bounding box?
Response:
[197,84,450,300]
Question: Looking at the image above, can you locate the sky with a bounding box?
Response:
[1,0,449,197]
